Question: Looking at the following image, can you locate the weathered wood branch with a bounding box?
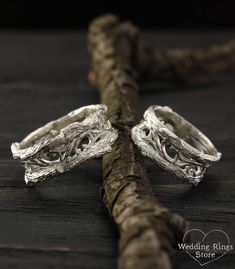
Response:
[138,40,235,84]
[88,14,189,269]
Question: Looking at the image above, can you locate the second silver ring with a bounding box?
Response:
[131,105,221,185]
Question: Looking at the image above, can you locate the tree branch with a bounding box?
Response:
[88,14,189,269]
[138,39,235,84]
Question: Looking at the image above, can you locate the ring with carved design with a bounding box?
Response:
[131,105,221,185]
[11,105,118,186]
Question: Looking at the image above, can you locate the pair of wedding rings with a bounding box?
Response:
[11,104,221,186]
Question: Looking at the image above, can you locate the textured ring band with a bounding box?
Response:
[11,104,118,185]
[131,105,221,185]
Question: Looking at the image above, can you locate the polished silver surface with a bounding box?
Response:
[131,106,221,185]
[11,105,118,185]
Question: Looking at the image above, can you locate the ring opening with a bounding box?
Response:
[154,108,218,156]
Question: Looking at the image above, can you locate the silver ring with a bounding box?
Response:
[131,106,221,185]
[11,104,118,186]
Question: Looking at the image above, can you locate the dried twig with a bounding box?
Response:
[88,14,189,269]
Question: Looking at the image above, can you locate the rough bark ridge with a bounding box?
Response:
[88,15,189,269]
